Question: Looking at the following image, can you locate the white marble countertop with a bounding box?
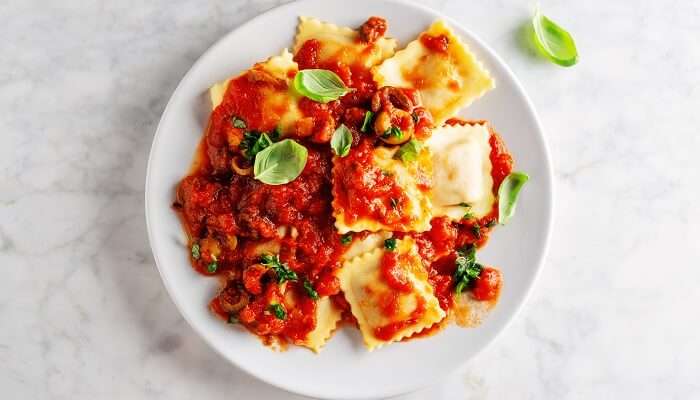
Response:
[2,0,699,399]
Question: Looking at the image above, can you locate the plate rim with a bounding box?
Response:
[144,0,554,398]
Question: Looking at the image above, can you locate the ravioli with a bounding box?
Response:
[208,49,303,135]
[293,16,397,68]
[332,141,433,234]
[338,237,445,350]
[372,20,494,125]
[301,297,342,352]
[426,122,495,220]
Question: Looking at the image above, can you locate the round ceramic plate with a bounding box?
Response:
[145,0,553,398]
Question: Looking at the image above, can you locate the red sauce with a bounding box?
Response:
[472,267,502,301]
[420,34,450,53]
[332,138,415,228]
[380,251,413,292]
[359,17,388,43]
[374,297,426,341]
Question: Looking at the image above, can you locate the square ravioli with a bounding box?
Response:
[426,122,495,220]
[208,48,303,135]
[293,16,397,68]
[332,138,433,234]
[372,20,494,125]
[338,237,445,350]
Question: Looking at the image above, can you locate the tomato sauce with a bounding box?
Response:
[420,33,450,53]
[332,137,414,228]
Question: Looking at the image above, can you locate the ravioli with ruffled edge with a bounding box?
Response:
[372,20,494,125]
[338,237,445,350]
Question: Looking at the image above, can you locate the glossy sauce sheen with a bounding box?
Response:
[174,18,512,348]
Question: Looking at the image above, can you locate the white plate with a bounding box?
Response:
[145,0,553,398]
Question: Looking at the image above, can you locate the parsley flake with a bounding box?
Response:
[303,279,320,300]
[261,254,298,283]
[384,237,398,251]
[268,303,286,320]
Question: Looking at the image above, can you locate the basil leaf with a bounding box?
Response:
[498,171,529,224]
[253,139,308,185]
[240,132,273,160]
[532,9,578,67]
[395,139,423,163]
[330,124,352,157]
[361,111,375,132]
[384,238,397,251]
[293,69,352,103]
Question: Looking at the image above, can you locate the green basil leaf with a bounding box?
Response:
[394,139,423,163]
[293,69,352,103]
[240,132,273,160]
[361,111,375,132]
[532,9,578,67]
[253,139,308,185]
[498,171,529,224]
[384,237,397,251]
[330,124,352,157]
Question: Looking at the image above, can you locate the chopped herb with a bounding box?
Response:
[227,314,238,324]
[191,243,201,260]
[384,237,398,251]
[390,197,399,209]
[462,210,474,220]
[207,261,218,273]
[394,139,423,163]
[240,132,273,160]
[361,111,375,132]
[268,303,286,320]
[458,202,471,208]
[340,233,353,245]
[261,253,298,283]
[381,169,393,177]
[471,223,482,239]
[382,125,403,139]
[303,279,319,300]
[231,116,247,129]
[411,111,419,123]
[485,220,497,228]
[453,245,482,293]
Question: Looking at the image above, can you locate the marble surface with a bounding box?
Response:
[2,0,699,399]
